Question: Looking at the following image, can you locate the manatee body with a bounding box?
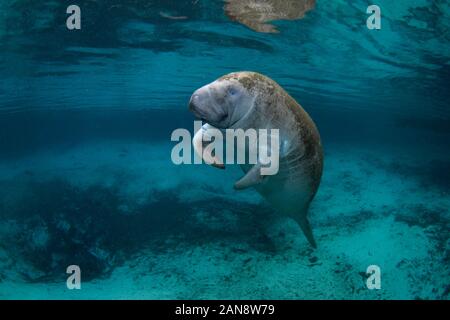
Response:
[189,72,323,247]
[224,0,316,33]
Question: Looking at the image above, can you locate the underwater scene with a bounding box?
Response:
[0,0,449,300]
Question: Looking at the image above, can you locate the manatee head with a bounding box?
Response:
[188,71,275,128]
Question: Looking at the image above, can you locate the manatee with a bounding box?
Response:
[188,71,323,248]
[224,0,315,33]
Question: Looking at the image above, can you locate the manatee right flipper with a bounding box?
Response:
[234,163,266,190]
[292,213,317,249]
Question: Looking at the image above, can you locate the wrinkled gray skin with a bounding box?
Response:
[189,72,323,248]
[224,0,315,33]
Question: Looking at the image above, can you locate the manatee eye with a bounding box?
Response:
[228,87,237,96]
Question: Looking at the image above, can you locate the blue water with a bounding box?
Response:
[0,0,449,299]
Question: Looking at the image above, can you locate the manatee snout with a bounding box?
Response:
[189,86,211,118]
[188,92,201,116]
[188,84,228,126]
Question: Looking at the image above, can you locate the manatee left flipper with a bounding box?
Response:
[192,124,225,169]
[234,163,266,190]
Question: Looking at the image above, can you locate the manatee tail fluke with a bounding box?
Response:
[293,215,317,248]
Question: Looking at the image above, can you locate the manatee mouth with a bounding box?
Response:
[188,101,206,121]
[188,100,213,123]
[188,95,227,126]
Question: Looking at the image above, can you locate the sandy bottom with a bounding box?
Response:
[0,140,448,299]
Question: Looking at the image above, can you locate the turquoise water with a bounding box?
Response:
[0,0,449,299]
